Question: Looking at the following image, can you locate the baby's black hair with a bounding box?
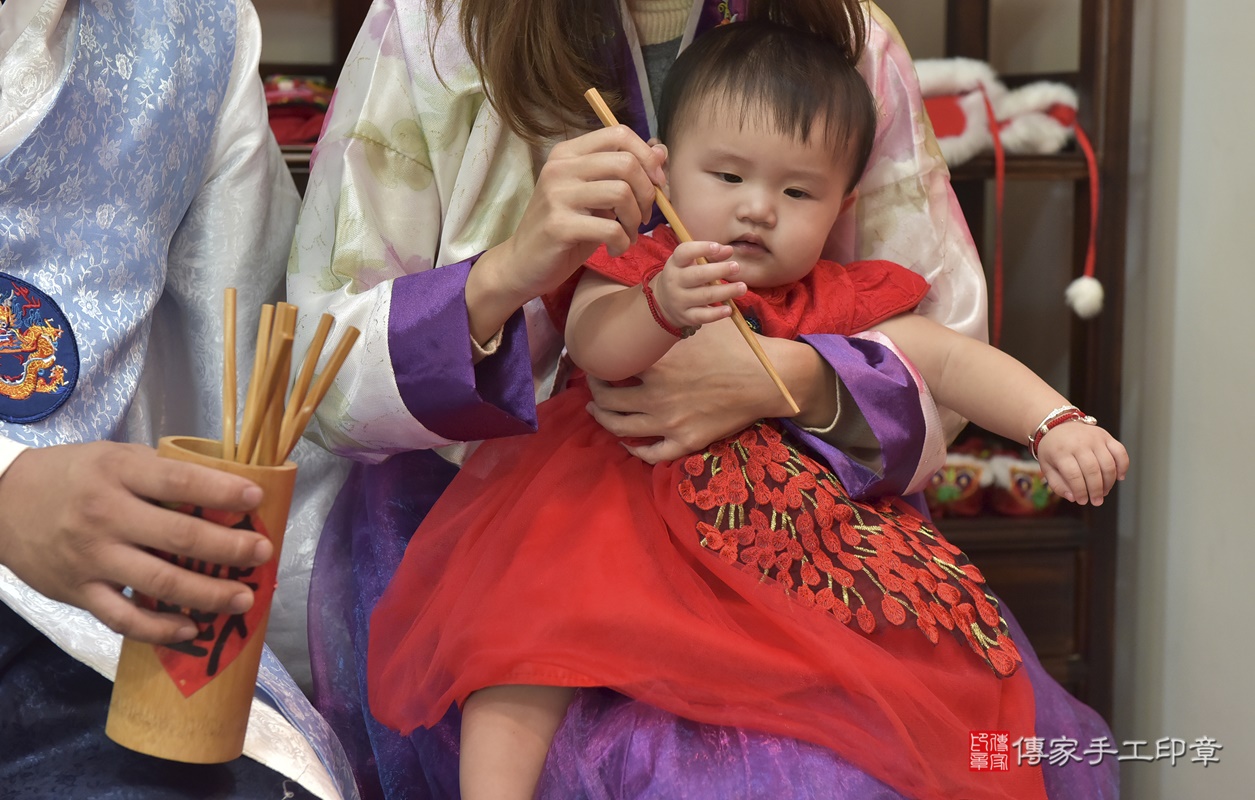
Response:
[657,20,877,193]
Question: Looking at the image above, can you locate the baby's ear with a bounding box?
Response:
[839,188,859,215]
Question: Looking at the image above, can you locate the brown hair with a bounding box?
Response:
[427,0,868,144]
[657,20,877,193]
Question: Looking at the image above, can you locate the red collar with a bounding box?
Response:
[566,225,931,338]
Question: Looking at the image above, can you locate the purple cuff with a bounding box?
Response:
[784,334,927,499]
[389,258,539,441]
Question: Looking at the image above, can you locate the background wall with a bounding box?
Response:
[1118,0,1254,796]
[255,0,334,64]
[879,0,1253,795]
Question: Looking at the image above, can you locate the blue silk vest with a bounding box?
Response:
[0,0,235,436]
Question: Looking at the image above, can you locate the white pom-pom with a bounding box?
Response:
[1065,275,1104,318]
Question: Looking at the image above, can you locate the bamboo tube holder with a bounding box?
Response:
[105,436,297,763]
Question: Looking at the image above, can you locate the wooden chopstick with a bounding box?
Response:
[258,305,297,465]
[275,326,361,464]
[582,88,800,415]
[236,304,275,463]
[277,313,334,464]
[244,332,293,466]
[222,288,237,461]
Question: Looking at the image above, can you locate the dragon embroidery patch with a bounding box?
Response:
[0,273,78,423]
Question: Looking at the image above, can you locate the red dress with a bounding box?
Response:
[369,227,1046,800]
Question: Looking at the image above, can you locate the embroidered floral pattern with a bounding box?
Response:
[682,422,1022,677]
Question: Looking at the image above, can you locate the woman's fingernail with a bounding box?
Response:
[176,625,198,641]
[230,593,254,614]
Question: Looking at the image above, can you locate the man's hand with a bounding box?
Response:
[0,442,274,644]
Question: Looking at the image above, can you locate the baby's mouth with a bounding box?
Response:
[730,237,768,254]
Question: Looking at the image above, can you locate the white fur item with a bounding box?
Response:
[1065,275,1105,318]
[915,58,1079,167]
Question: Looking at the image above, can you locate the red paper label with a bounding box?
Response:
[138,506,276,697]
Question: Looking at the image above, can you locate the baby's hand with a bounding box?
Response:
[1036,423,1130,506]
[650,241,747,331]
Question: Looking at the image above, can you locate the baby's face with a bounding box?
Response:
[664,100,856,288]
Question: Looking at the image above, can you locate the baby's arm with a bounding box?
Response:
[565,241,746,381]
[874,313,1129,505]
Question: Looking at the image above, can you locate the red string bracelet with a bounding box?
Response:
[1029,405,1098,460]
[641,266,697,339]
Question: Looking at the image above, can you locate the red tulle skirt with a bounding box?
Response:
[369,385,1046,800]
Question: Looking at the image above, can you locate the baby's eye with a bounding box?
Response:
[784,188,810,199]
[714,172,742,184]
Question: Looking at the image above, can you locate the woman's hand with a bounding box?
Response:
[586,319,836,463]
[0,442,274,644]
[466,126,667,343]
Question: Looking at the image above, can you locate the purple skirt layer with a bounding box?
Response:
[309,451,1118,800]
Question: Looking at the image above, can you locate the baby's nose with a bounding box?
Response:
[738,192,776,226]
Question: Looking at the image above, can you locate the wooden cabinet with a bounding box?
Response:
[892,0,1134,721]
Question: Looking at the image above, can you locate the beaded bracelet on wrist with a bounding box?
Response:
[1029,405,1098,460]
[641,266,698,339]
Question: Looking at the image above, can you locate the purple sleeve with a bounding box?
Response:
[783,333,929,500]
[388,256,540,442]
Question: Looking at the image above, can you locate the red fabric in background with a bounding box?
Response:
[924,94,970,139]
[264,74,332,145]
[266,106,326,146]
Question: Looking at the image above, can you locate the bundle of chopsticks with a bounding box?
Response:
[221,288,359,466]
